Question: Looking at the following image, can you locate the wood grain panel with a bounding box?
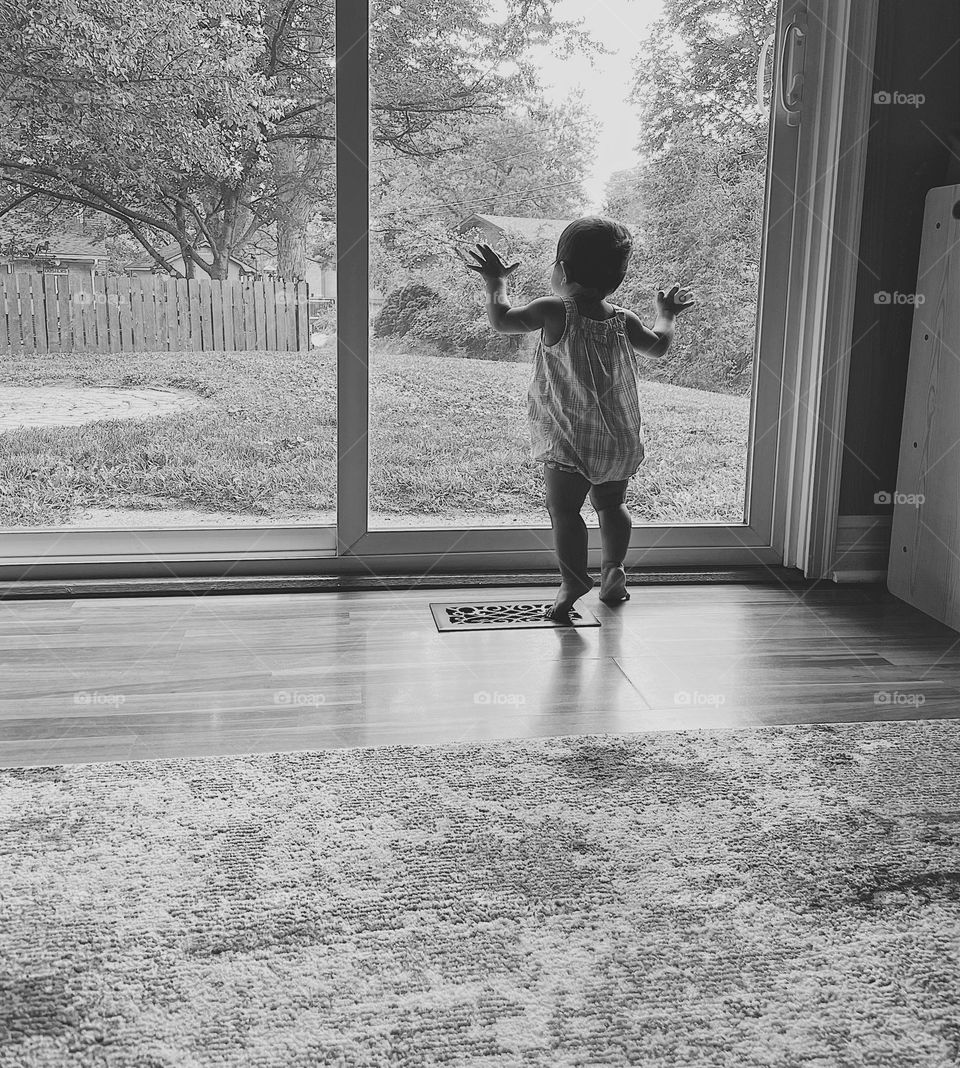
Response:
[888,184,960,632]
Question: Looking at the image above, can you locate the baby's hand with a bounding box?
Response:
[458,243,520,283]
[656,284,695,315]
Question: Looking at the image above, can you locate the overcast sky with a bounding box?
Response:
[526,0,666,211]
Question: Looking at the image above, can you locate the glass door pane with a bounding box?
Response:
[367,0,778,531]
[0,3,336,534]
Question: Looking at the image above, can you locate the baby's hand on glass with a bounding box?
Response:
[458,243,520,282]
[656,284,695,315]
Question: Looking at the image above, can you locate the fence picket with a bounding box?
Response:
[264,277,278,350]
[172,279,188,350]
[211,279,224,350]
[232,281,247,348]
[298,282,310,352]
[113,276,130,351]
[187,279,202,351]
[18,273,37,352]
[129,275,146,350]
[92,275,108,352]
[30,273,49,352]
[104,275,120,352]
[0,273,8,352]
[43,274,60,352]
[250,280,265,350]
[197,279,214,349]
[162,277,177,350]
[220,281,234,350]
[55,273,73,351]
[82,276,99,352]
[152,276,165,349]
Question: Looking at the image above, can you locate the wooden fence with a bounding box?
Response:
[0,271,312,353]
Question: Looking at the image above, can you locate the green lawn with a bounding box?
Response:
[0,344,750,527]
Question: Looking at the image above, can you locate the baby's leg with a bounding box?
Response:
[590,479,632,604]
[543,463,595,622]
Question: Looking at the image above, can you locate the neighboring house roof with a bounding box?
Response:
[125,243,255,271]
[459,214,647,246]
[458,214,572,243]
[0,231,111,260]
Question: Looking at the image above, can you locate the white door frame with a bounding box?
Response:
[0,0,878,581]
[772,0,880,579]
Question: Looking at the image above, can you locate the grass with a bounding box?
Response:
[0,343,750,528]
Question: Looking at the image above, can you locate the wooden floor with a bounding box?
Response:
[2,582,960,769]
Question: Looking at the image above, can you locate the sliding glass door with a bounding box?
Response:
[338,0,806,569]
[0,0,339,567]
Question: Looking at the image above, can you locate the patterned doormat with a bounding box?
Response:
[2,719,960,1067]
[430,600,601,630]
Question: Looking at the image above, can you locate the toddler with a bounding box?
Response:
[461,216,694,623]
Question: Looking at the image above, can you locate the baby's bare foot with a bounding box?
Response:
[544,575,595,624]
[599,564,630,605]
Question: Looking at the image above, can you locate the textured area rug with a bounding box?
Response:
[2,720,960,1068]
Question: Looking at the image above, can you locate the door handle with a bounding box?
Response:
[756,32,775,111]
[779,12,807,127]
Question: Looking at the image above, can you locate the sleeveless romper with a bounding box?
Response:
[526,297,646,484]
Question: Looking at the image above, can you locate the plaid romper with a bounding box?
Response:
[526,297,646,484]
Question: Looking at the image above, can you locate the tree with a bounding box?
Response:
[0,0,276,278]
[605,0,777,394]
[0,0,599,279]
[631,0,775,161]
[369,94,594,295]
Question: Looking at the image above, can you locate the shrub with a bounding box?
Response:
[373,283,441,338]
[370,227,559,361]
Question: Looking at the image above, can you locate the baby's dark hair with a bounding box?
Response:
[555,216,633,296]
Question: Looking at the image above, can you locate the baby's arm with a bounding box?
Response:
[622,309,674,358]
[459,242,562,336]
[485,289,563,335]
[623,285,695,358]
